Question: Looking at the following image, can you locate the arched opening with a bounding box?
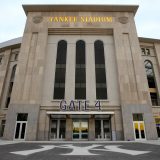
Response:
[94,40,107,99]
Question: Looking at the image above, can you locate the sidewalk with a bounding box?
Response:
[0,139,160,145]
[139,139,160,145]
[0,139,20,145]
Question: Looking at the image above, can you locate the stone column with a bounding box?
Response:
[65,43,75,102]
[44,114,50,140]
[86,42,96,105]
[111,115,116,141]
[66,115,72,140]
[88,115,95,141]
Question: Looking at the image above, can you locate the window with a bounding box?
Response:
[75,40,86,99]
[144,60,159,105]
[15,53,18,61]
[5,64,17,108]
[145,60,156,88]
[141,48,150,56]
[15,113,28,140]
[0,120,6,137]
[133,114,143,121]
[17,113,28,121]
[133,114,146,139]
[53,40,67,99]
[94,40,107,99]
[10,51,19,61]
[150,93,158,106]
[0,55,3,64]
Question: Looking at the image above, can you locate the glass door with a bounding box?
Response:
[50,119,66,140]
[81,121,88,139]
[73,120,80,139]
[133,121,146,140]
[14,113,28,140]
[50,120,57,139]
[14,122,27,140]
[155,118,160,137]
[95,119,111,140]
[73,119,88,140]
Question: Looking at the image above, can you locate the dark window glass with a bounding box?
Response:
[54,68,66,83]
[94,40,107,99]
[144,60,156,88]
[135,127,140,139]
[21,123,26,139]
[133,114,143,121]
[5,65,17,108]
[150,93,158,106]
[54,87,65,99]
[56,40,67,64]
[15,123,20,139]
[141,129,145,138]
[95,40,105,64]
[15,54,18,61]
[141,48,145,55]
[75,88,86,99]
[144,60,159,105]
[146,49,150,55]
[5,97,10,108]
[75,68,86,83]
[0,120,6,137]
[141,48,150,56]
[95,120,101,138]
[59,120,66,139]
[75,40,86,99]
[95,68,106,83]
[11,65,17,82]
[0,56,3,64]
[8,82,13,96]
[76,40,85,64]
[17,113,28,121]
[54,40,67,99]
[96,88,107,99]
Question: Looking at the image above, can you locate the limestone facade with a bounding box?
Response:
[0,5,160,141]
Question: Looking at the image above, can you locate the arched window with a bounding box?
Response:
[145,60,156,88]
[75,40,86,99]
[144,60,158,105]
[53,40,67,99]
[5,64,17,108]
[94,40,107,99]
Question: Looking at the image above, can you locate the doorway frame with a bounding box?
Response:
[14,121,27,140]
[133,121,146,140]
[72,119,88,140]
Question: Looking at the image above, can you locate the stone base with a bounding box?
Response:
[121,104,158,141]
[3,104,40,141]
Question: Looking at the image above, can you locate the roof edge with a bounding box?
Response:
[0,37,22,51]
[22,4,139,15]
[138,37,160,43]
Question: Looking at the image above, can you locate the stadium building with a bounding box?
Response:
[0,4,160,141]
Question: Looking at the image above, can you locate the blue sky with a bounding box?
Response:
[0,0,160,43]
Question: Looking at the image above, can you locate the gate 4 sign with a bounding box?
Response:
[59,100,101,111]
[11,144,151,156]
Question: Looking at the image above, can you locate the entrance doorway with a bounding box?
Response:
[133,121,146,140]
[14,122,27,140]
[50,119,66,140]
[156,125,160,137]
[95,119,111,140]
[73,119,88,140]
[155,118,160,138]
[14,113,28,140]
